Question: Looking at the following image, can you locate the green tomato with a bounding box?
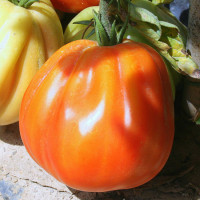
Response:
[64,6,99,43]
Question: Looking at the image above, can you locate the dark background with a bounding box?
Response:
[168,0,189,26]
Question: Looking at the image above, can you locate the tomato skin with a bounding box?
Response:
[50,0,100,13]
[19,39,174,192]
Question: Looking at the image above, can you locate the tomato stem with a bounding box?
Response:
[98,0,116,40]
[94,0,129,46]
[8,0,39,8]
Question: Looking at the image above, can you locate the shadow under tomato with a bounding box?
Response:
[0,122,23,146]
[67,186,129,200]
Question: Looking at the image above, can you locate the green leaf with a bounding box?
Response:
[160,21,179,29]
[131,0,187,43]
[110,20,117,45]
[73,20,94,26]
[155,6,187,44]
[159,23,199,75]
[93,10,110,46]
[18,0,27,6]
[117,15,129,44]
[134,21,162,41]
[85,29,95,39]
[129,4,162,39]
[151,0,173,5]
[18,0,38,7]
[24,0,39,8]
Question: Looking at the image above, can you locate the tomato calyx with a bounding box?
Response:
[93,0,129,46]
[8,0,39,8]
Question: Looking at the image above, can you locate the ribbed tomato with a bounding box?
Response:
[50,0,99,13]
[19,39,174,192]
[0,0,64,125]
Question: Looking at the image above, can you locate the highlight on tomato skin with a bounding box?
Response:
[50,0,100,13]
[19,39,174,192]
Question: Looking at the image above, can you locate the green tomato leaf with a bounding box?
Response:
[129,4,162,40]
[159,23,199,75]
[110,20,117,45]
[134,21,162,41]
[85,28,95,39]
[117,15,129,44]
[73,20,94,26]
[131,0,187,44]
[151,0,173,5]
[93,10,111,46]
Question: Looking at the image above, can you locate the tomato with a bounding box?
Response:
[0,0,64,125]
[50,0,100,13]
[64,7,99,43]
[19,39,174,192]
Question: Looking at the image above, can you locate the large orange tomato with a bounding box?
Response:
[50,0,99,13]
[19,39,174,192]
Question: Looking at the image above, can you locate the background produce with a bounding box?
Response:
[50,0,100,13]
[0,0,64,125]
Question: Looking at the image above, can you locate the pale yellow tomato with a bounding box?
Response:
[0,0,64,125]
